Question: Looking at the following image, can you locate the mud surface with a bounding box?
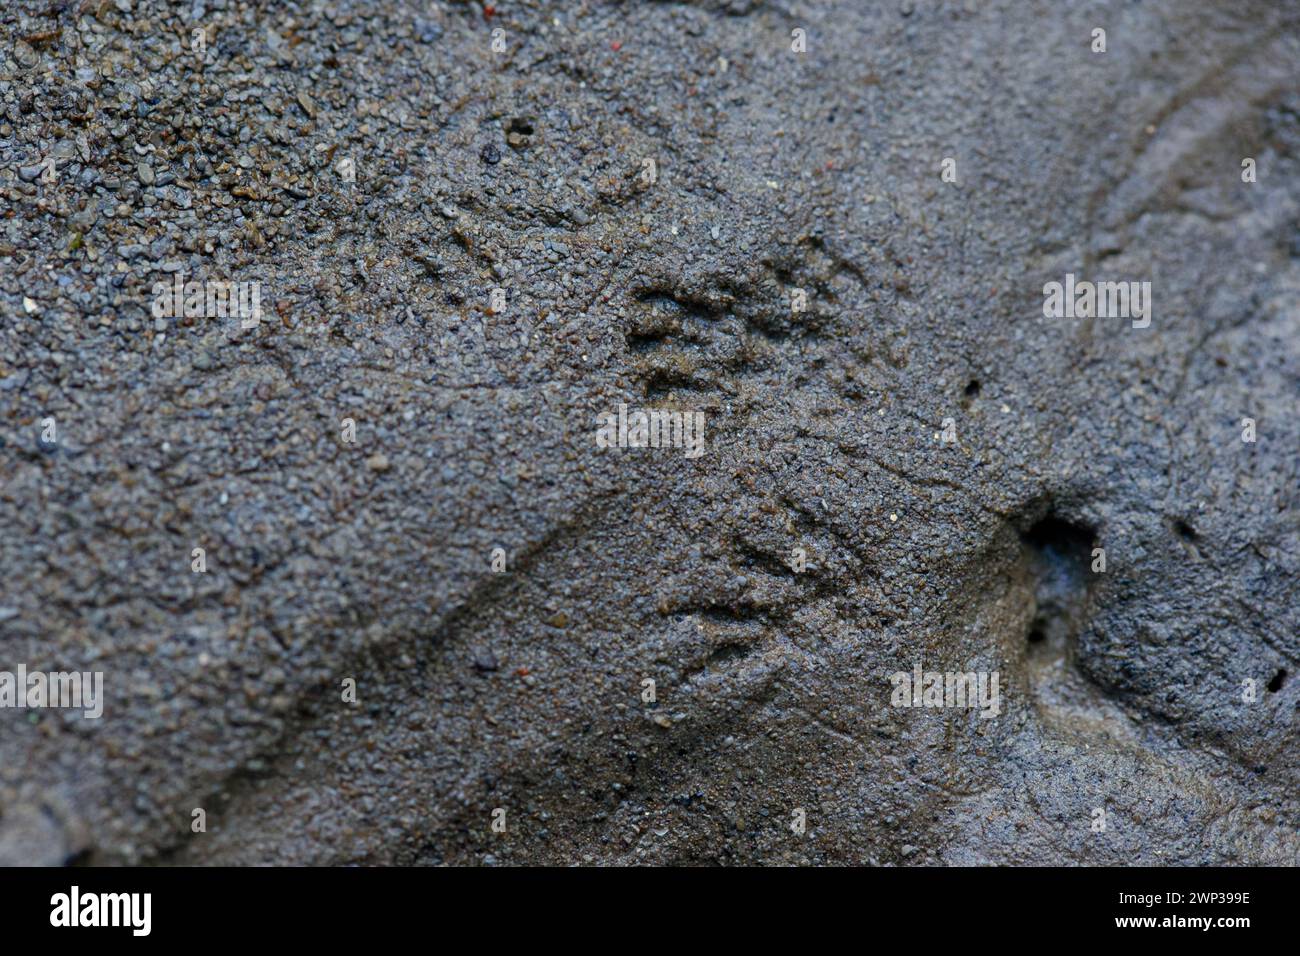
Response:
[0,0,1297,865]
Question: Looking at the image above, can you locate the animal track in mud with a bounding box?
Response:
[622,247,839,399]
[624,285,787,398]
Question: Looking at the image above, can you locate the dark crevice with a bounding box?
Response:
[625,330,676,353]
[632,286,729,322]
[641,368,709,399]
[1023,515,1095,557]
[1267,668,1286,692]
[680,635,764,681]
[708,642,757,666]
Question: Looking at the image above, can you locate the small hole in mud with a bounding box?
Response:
[1020,514,1096,687]
[1023,515,1094,557]
[1267,668,1287,692]
[1173,519,1198,541]
[964,379,981,397]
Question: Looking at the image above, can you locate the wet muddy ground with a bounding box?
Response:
[0,0,1296,864]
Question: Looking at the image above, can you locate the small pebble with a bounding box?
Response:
[13,41,38,69]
